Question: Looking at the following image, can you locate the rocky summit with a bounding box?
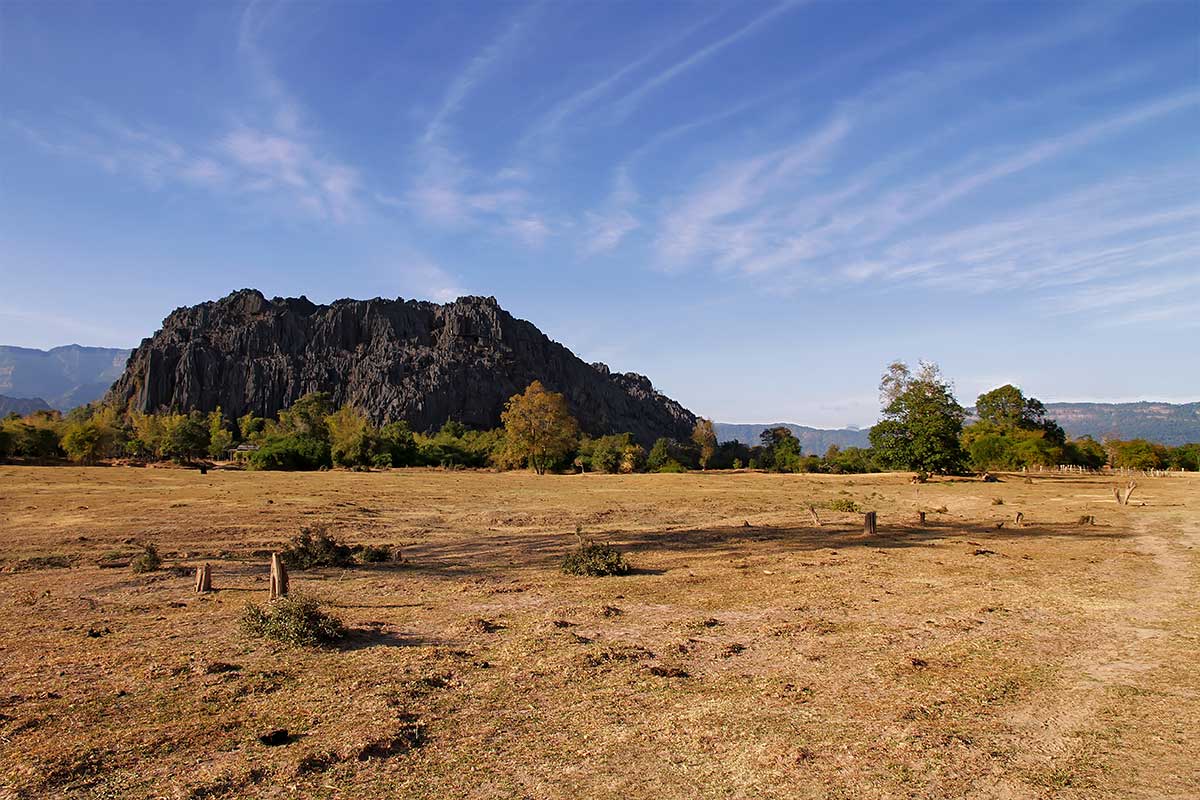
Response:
[106,290,695,444]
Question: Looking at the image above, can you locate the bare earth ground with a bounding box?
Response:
[0,466,1196,800]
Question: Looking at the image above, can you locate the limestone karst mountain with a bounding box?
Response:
[105,289,696,444]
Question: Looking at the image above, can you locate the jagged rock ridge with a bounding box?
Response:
[106,290,696,444]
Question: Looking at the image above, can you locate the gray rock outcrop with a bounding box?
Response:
[105,290,695,444]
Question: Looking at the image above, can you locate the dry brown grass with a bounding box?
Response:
[0,465,1197,799]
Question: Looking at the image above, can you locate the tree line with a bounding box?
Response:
[1,367,1196,473]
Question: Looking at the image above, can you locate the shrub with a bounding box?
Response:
[130,543,162,573]
[358,544,393,563]
[562,542,631,577]
[240,594,344,647]
[248,435,331,471]
[826,498,860,513]
[281,525,354,569]
[656,460,688,473]
[991,497,1004,505]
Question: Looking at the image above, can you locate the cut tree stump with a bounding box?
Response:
[808,506,821,526]
[917,511,926,525]
[194,563,212,593]
[1014,512,1024,527]
[269,553,288,600]
[864,511,877,536]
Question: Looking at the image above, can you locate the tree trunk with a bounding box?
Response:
[864,511,877,536]
[269,553,288,600]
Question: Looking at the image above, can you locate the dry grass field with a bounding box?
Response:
[0,466,1197,799]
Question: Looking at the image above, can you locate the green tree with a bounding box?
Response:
[500,381,579,475]
[275,393,333,440]
[1168,443,1200,471]
[647,438,673,471]
[1109,439,1166,470]
[208,409,234,459]
[975,384,1066,445]
[326,405,381,467]
[691,418,717,470]
[869,361,966,474]
[1064,436,1107,469]
[61,421,106,464]
[380,421,419,467]
[237,412,266,442]
[163,412,210,461]
[759,426,803,472]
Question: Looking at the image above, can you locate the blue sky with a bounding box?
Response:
[1,0,1197,427]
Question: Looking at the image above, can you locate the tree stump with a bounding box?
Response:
[194,563,212,593]
[808,506,821,526]
[917,511,926,525]
[1115,480,1137,506]
[863,511,877,536]
[269,553,288,600]
[1014,512,1024,527]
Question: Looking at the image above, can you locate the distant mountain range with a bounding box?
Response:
[0,345,130,411]
[1034,401,1200,446]
[716,401,1200,450]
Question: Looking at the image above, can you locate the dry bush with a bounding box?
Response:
[240,594,344,647]
[562,542,631,577]
[281,524,353,569]
[130,543,161,573]
[357,544,394,563]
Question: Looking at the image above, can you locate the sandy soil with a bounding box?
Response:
[0,466,1196,799]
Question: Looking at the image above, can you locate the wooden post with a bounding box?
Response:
[808,506,821,527]
[1014,512,1024,527]
[269,553,288,600]
[917,511,926,525]
[194,563,212,593]
[864,511,877,536]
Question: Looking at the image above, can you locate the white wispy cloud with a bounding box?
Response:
[518,10,722,152]
[653,112,852,266]
[610,0,808,120]
[422,4,539,145]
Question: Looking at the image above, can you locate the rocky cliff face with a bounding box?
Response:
[106,290,695,444]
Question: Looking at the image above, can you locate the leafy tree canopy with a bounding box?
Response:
[500,381,579,475]
[869,360,966,474]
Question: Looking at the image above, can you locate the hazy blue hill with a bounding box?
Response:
[0,394,52,416]
[1038,401,1200,446]
[0,345,130,410]
[712,423,871,453]
[717,401,1200,451]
